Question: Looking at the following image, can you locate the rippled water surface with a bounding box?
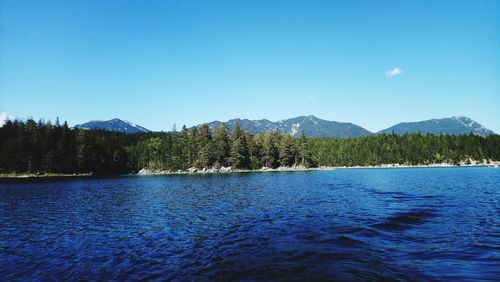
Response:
[1,167,499,281]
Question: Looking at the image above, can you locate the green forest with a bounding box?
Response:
[1,119,499,175]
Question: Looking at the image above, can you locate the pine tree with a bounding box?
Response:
[297,129,312,167]
[188,127,198,166]
[228,123,249,169]
[212,123,230,167]
[196,124,212,168]
[261,131,280,168]
[279,134,296,167]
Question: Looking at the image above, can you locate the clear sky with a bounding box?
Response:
[1,0,499,132]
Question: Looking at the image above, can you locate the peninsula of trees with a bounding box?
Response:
[1,118,499,175]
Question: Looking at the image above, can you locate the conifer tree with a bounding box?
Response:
[212,124,230,167]
[279,134,296,167]
[297,129,312,167]
[228,123,249,168]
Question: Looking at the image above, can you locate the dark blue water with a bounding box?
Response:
[1,167,499,281]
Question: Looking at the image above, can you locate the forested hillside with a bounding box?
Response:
[1,119,499,175]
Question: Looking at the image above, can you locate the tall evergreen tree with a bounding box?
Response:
[297,129,312,167]
[212,124,230,167]
[195,124,212,168]
[279,134,297,167]
[262,131,280,168]
[228,123,249,169]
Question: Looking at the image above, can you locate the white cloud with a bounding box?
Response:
[385,67,403,77]
[0,112,12,127]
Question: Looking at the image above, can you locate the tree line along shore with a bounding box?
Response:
[1,118,499,177]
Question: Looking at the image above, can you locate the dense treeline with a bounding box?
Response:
[0,119,152,174]
[310,133,500,166]
[132,124,314,171]
[1,119,499,175]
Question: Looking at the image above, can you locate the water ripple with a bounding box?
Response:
[1,167,499,280]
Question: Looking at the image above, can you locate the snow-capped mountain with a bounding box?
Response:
[205,115,372,138]
[378,116,495,137]
[73,115,495,137]
[74,118,151,133]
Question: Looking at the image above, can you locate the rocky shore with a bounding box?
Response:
[137,161,500,176]
[3,161,497,179]
[137,166,306,175]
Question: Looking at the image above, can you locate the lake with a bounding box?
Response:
[1,167,499,281]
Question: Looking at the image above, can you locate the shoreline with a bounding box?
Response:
[2,162,498,179]
[0,173,93,180]
[138,162,500,176]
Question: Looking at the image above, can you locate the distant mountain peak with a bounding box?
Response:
[379,116,494,137]
[74,118,151,133]
[451,115,485,129]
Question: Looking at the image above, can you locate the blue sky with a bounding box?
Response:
[1,0,499,132]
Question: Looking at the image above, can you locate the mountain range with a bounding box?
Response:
[72,116,495,137]
[206,116,372,138]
